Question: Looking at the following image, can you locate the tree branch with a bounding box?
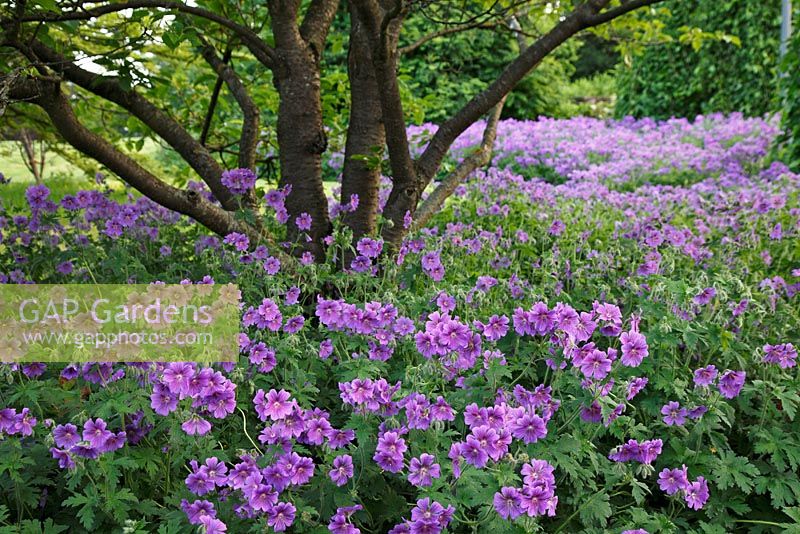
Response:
[20,38,238,209]
[398,20,500,56]
[411,97,505,231]
[300,0,340,59]
[198,37,260,170]
[414,0,618,185]
[586,0,664,26]
[199,43,233,147]
[6,75,265,243]
[267,0,304,49]
[15,0,277,68]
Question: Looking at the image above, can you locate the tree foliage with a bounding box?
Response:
[615,0,782,119]
[1,0,668,257]
[778,8,800,170]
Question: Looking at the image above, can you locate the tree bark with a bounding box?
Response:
[351,0,416,250]
[411,97,505,231]
[341,4,385,240]
[269,0,331,260]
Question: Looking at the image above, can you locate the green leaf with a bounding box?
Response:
[713,451,759,493]
[578,491,612,526]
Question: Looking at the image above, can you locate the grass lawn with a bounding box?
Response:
[0,141,84,183]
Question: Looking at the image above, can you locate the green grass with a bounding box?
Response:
[0,175,112,211]
[0,139,343,211]
[0,141,84,183]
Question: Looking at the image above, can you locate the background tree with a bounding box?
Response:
[615,0,781,119]
[0,0,667,258]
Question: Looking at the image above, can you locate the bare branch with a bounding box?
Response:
[199,44,233,147]
[411,97,505,231]
[198,37,260,170]
[399,20,500,56]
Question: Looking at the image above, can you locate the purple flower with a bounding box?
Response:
[579,350,612,380]
[403,210,413,229]
[408,454,441,487]
[549,220,565,235]
[580,401,602,423]
[693,365,717,387]
[181,499,216,525]
[223,232,249,252]
[693,287,716,306]
[461,435,489,468]
[326,428,355,449]
[479,315,509,341]
[718,370,745,399]
[283,315,305,334]
[609,438,662,464]
[182,414,212,436]
[254,389,295,421]
[56,261,74,275]
[25,184,50,209]
[83,418,113,449]
[162,362,195,396]
[296,212,312,231]
[510,413,547,444]
[684,476,709,510]
[268,502,296,531]
[220,168,256,195]
[373,431,406,473]
[356,238,383,258]
[319,339,334,359]
[200,516,227,534]
[328,504,363,534]
[688,405,708,419]
[661,401,688,426]
[50,448,76,469]
[638,439,663,465]
[626,377,648,400]
[329,455,354,486]
[493,487,523,520]
[410,498,454,531]
[248,484,278,511]
[620,330,648,367]
[53,423,80,449]
[763,343,797,369]
[264,256,281,275]
[658,466,689,495]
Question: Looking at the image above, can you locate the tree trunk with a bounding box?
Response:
[274,48,331,260]
[341,5,385,241]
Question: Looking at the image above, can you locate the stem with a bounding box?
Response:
[732,519,786,527]
[238,407,263,455]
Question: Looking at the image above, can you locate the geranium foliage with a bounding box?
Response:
[0,114,799,533]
